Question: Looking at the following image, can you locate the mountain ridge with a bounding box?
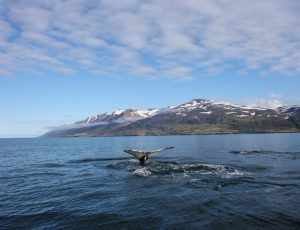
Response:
[42,99,300,137]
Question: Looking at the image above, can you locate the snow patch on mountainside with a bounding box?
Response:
[200,111,212,114]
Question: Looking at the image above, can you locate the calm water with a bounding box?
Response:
[0,134,300,229]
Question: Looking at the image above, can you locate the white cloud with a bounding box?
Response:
[48,121,109,131]
[268,92,282,99]
[244,92,285,109]
[245,99,283,109]
[0,0,300,80]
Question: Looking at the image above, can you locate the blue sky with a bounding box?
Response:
[1,0,300,137]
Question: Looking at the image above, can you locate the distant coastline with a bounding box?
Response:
[42,128,300,138]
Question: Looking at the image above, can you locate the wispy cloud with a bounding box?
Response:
[244,92,285,109]
[268,92,282,99]
[1,0,300,80]
[245,99,283,109]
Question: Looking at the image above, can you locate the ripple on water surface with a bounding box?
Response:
[1,135,300,229]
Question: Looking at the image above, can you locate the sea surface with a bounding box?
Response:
[0,134,300,229]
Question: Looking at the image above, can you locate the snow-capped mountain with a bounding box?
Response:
[75,99,271,125]
[76,108,159,125]
[163,99,268,116]
[43,99,300,137]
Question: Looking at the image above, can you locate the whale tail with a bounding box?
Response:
[124,147,174,165]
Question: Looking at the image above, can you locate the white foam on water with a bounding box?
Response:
[224,169,246,178]
[112,160,246,179]
[132,168,152,177]
[179,163,246,178]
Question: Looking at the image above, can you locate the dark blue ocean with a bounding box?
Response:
[1,134,300,229]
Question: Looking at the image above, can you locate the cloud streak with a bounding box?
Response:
[245,99,283,109]
[1,0,300,80]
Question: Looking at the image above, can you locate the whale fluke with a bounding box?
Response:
[124,147,174,165]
